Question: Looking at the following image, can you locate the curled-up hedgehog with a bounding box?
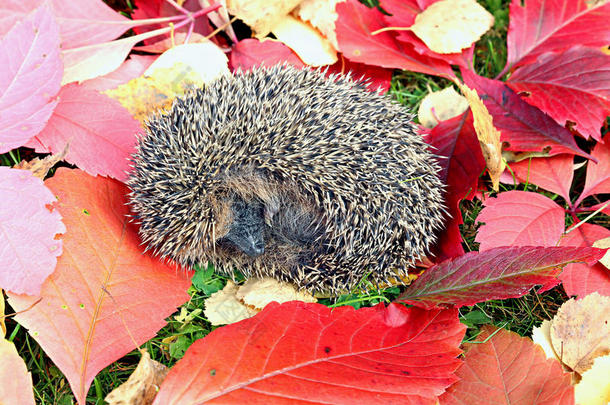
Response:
[128,65,446,294]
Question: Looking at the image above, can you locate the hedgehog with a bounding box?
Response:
[127,65,446,294]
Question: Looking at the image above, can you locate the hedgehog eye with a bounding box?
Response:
[220,197,265,257]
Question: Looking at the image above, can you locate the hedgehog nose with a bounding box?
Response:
[249,239,265,257]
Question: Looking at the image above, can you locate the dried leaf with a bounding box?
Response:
[294,0,345,49]
[550,292,610,374]
[0,291,5,338]
[226,0,302,38]
[411,0,494,54]
[13,144,68,180]
[593,237,610,269]
[203,281,257,326]
[271,15,337,66]
[575,354,610,405]
[105,350,169,405]
[531,320,558,360]
[235,277,317,309]
[418,87,469,128]
[455,80,505,190]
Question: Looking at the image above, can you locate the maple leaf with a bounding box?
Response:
[0,339,35,405]
[439,326,574,405]
[153,302,465,404]
[7,169,192,404]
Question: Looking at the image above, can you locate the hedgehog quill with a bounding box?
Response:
[127,65,446,294]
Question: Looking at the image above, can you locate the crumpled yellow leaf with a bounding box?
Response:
[575,354,610,405]
[418,87,469,128]
[294,0,345,50]
[226,0,302,38]
[411,0,494,54]
[455,80,504,190]
[272,15,337,66]
[204,278,317,325]
[551,292,610,374]
[592,237,610,270]
[13,143,69,180]
[531,320,558,361]
[105,350,168,405]
[105,42,229,123]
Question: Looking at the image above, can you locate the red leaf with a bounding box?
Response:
[0,167,65,295]
[0,340,35,405]
[439,326,574,405]
[475,191,565,251]
[7,169,191,404]
[327,58,393,94]
[335,0,453,78]
[559,223,610,298]
[25,84,141,181]
[424,112,485,260]
[505,155,574,204]
[507,46,610,141]
[0,3,62,153]
[575,134,610,205]
[506,0,610,69]
[230,38,305,71]
[81,54,156,92]
[153,302,466,404]
[399,246,604,309]
[462,69,592,159]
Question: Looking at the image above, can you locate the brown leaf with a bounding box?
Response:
[105,350,169,405]
[13,143,69,180]
[551,292,610,374]
[455,79,504,190]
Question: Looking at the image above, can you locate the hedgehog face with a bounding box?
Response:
[218,196,266,257]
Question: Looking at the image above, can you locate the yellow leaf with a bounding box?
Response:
[455,80,504,190]
[226,0,302,38]
[531,320,559,361]
[575,354,610,405]
[271,15,338,66]
[411,0,494,54]
[592,237,610,270]
[236,277,317,309]
[0,290,5,338]
[203,281,258,326]
[294,0,345,50]
[418,87,469,128]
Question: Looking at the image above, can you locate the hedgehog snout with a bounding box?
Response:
[219,196,266,257]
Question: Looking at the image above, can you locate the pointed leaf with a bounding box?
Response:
[153,302,466,404]
[576,134,610,205]
[506,0,610,69]
[462,69,592,159]
[0,3,62,153]
[475,190,565,251]
[7,169,191,404]
[506,155,574,204]
[508,46,610,141]
[439,326,574,405]
[0,339,35,405]
[25,84,141,181]
[0,167,65,295]
[399,246,605,309]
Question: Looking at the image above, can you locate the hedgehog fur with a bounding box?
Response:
[127,65,446,294]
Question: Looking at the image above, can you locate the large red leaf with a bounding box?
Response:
[575,134,610,206]
[0,3,62,153]
[335,0,453,78]
[439,326,574,405]
[506,0,610,69]
[230,38,305,70]
[505,155,574,204]
[507,46,610,141]
[25,84,141,181]
[153,302,466,404]
[425,112,485,260]
[0,339,35,404]
[7,169,191,404]
[559,223,610,298]
[398,246,604,309]
[462,69,591,159]
[0,167,65,295]
[475,191,565,251]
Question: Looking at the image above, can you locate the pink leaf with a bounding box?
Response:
[0,340,35,405]
[475,191,565,251]
[26,84,141,181]
[399,246,605,309]
[462,69,592,159]
[230,38,305,71]
[507,46,610,141]
[506,155,574,204]
[0,167,65,295]
[506,0,610,69]
[81,54,156,92]
[7,169,192,404]
[0,3,62,153]
[559,223,610,297]
[576,134,610,205]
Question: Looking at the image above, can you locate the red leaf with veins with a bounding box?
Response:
[475,191,565,251]
[508,46,610,141]
[506,0,610,69]
[575,135,610,206]
[230,39,305,70]
[506,155,574,204]
[335,0,453,78]
[559,223,610,298]
[7,169,191,405]
[399,246,604,309]
[0,3,62,153]
[153,302,465,405]
[462,69,592,159]
[439,326,574,405]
